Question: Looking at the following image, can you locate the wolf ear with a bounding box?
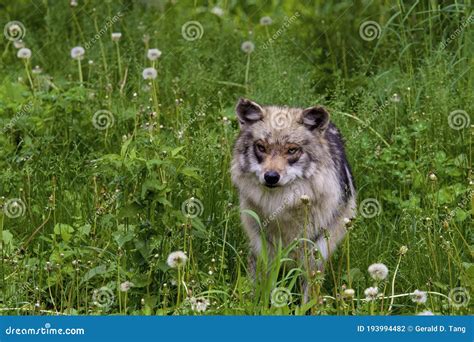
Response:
[301,106,330,131]
[236,98,264,126]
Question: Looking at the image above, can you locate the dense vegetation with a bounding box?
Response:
[0,0,472,315]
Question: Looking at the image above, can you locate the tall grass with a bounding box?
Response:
[0,0,472,315]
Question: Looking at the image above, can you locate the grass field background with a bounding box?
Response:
[0,0,472,315]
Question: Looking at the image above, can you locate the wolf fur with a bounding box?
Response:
[231,98,356,300]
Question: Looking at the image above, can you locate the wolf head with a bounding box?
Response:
[232,98,333,189]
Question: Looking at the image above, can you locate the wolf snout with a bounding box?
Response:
[264,171,280,187]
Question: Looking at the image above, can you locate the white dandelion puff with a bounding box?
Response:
[364,286,378,301]
[111,32,122,42]
[70,46,85,60]
[147,48,162,61]
[411,289,427,304]
[343,288,355,298]
[260,16,273,26]
[167,251,187,268]
[241,41,255,54]
[210,6,224,17]
[142,67,157,80]
[190,297,209,312]
[417,310,434,316]
[17,47,31,59]
[120,281,134,292]
[368,263,389,281]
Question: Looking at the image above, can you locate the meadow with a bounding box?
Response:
[0,0,472,316]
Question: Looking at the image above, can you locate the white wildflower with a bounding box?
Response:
[260,16,273,26]
[17,48,31,59]
[417,310,434,316]
[300,194,310,205]
[343,288,355,298]
[70,46,85,60]
[368,263,389,281]
[210,6,224,17]
[364,286,378,301]
[142,67,157,80]
[190,297,209,312]
[111,32,122,42]
[241,41,255,54]
[411,289,427,304]
[147,48,162,61]
[120,281,134,292]
[167,250,187,268]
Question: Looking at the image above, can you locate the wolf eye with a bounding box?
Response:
[287,147,299,155]
[256,143,266,153]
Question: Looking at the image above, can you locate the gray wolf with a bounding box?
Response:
[231,98,356,301]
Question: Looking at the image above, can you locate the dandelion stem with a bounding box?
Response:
[388,253,402,313]
[115,42,123,84]
[244,53,251,94]
[77,59,83,86]
[23,60,35,95]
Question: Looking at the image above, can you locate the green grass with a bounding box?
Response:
[0,0,472,316]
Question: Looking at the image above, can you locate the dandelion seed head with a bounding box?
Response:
[417,310,434,316]
[111,32,122,42]
[120,281,134,292]
[343,288,355,298]
[166,250,187,268]
[364,286,378,301]
[300,194,310,204]
[70,46,85,60]
[368,263,388,281]
[142,67,157,80]
[17,47,31,59]
[260,16,273,26]
[147,48,162,61]
[411,289,427,304]
[399,245,408,255]
[210,6,224,17]
[241,41,255,54]
[190,297,209,312]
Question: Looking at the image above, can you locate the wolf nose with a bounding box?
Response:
[264,171,280,185]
